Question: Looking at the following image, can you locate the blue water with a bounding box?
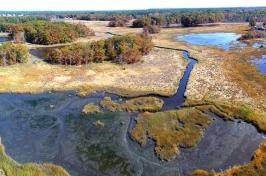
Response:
[251,55,266,75]
[0,36,8,43]
[177,32,247,50]
[253,41,266,49]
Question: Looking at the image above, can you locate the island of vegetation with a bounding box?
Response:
[100,96,164,112]
[130,108,212,161]
[82,103,102,114]
[0,142,69,176]
[184,99,266,132]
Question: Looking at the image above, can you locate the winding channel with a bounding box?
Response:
[0,39,265,175]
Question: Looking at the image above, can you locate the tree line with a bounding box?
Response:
[56,7,266,27]
[9,21,94,45]
[0,17,95,45]
[0,42,29,66]
[0,16,47,32]
[45,34,153,65]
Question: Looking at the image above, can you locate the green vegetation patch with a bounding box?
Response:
[100,96,164,112]
[82,103,102,114]
[192,140,266,176]
[0,42,29,66]
[0,143,69,176]
[130,108,212,161]
[184,99,266,133]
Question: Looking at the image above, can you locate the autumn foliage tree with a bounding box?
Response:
[8,21,95,45]
[0,42,29,66]
[45,34,153,65]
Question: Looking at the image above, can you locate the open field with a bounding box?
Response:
[0,47,187,97]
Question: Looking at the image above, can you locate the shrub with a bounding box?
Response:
[108,19,127,27]
[45,34,153,65]
[0,42,29,66]
[239,30,265,40]
[132,19,146,28]
[249,18,256,27]
[144,25,161,34]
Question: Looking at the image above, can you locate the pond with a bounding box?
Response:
[251,55,266,75]
[177,32,247,50]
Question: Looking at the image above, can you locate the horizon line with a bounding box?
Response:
[0,6,266,12]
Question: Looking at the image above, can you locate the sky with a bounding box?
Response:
[0,0,266,11]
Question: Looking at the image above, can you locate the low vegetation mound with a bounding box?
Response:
[8,21,95,45]
[82,103,101,114]
[108,17,129,27]
[144,25,161,34]
[238,30,265,41]
[192,140,266,176]
[100,96,164,112]
[184,99,266,132]
[45,34,153,65]
[130,108,212,161]
[0,42,29,66]
[0,143,69,176]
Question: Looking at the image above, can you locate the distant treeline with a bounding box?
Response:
[0,43,29,66]
[0,16,48,32]
[0,17,95,45]
[55,7,266,26]
[45,34,153,65]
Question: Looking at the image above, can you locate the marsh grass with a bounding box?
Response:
[223,49,266,98]
[100,96,164,112]
[82,103,101,114]
[184,99,266,132]
[0,144,69,176]
[192,141,266,176]
[130,108,212,161]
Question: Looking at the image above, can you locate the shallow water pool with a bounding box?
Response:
[251,55,266,75]
[177,32,247,50]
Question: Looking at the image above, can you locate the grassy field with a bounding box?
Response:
[0,47,186,97]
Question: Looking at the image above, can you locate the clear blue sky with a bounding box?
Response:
[1,0,266,11]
